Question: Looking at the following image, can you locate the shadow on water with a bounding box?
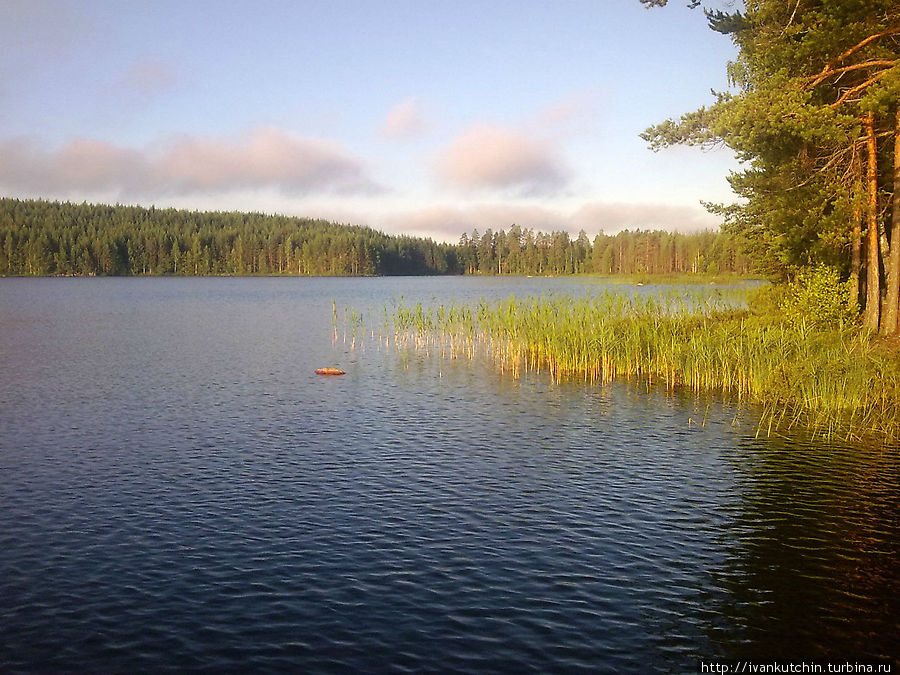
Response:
[385,317,900,664]
[705,431,900,660]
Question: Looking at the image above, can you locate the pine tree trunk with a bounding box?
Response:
[850,150,863,309]
[883,109,900,335]
[851,208,862,307]
[863,112,881,331]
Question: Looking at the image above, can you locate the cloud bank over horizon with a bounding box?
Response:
[0,128,381,198]
[0,125,721,243]
[376,200,720,242]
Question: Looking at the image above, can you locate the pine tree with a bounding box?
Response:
[642,0,900,332]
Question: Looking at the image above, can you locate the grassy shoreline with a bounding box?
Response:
[387,291,900,442]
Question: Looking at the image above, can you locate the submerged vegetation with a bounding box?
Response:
[384,282,900,442]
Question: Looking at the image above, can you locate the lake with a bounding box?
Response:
[1,276,897,672]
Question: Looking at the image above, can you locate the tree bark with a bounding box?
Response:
[851,208,863,308]
[883,109,900,335]
[863,111,881,331]
[850,151,863,308]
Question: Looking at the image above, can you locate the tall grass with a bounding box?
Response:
[387,291,900,441]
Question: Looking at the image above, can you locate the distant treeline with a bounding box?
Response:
[458,226,751,276]
[0,198,455,276]
[0,198,752,277]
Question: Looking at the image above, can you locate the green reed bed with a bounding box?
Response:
[388,291,900,440]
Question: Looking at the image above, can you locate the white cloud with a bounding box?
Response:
[571,201,720,233]
[532,91,602,137]
[378,200,720,242]
[381,97,428,139]
[0,127,382,198]
[434,123,569,196]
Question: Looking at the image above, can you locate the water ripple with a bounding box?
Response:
[1,278,898,672]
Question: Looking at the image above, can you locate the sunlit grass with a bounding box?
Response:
[383,290,900,441]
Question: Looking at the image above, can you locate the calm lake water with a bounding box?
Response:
[1,277,898,673]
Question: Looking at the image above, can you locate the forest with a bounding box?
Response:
[0,197,751,278]
[0,198,456,277]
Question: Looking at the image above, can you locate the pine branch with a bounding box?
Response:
[807,60,898,88]
[780,0,801,36]
[821,28,900,72]
[831,68,896,107]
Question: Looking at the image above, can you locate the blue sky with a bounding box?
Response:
[1,0,740,241]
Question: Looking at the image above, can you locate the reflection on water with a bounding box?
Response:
[713,434,900,660]
[0,277,897,672]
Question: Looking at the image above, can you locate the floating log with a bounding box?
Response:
[315,367,346,376]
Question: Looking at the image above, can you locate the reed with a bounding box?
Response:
[387,291,900,441]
